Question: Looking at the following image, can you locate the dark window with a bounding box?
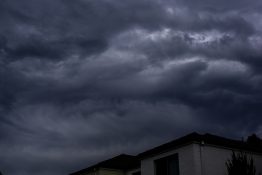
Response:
[155,154,179,175]
[132,171,141,175]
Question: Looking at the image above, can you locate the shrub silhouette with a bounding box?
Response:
[226,152,256,175]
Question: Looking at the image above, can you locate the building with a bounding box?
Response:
[70,132,262,175]
[70,154,140,175]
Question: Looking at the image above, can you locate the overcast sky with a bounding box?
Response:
[1,0,262,174]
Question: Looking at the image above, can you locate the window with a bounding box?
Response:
[154,153,179,175]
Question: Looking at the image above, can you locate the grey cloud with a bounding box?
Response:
[176,0,262,12]
[0,0,169,62]
[1,0,262,175]
[0,101,199,175]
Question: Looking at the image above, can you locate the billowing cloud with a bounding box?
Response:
[1,0,262,174]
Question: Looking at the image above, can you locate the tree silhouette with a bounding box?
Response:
[247,134,262,146]
[226,152,256,175]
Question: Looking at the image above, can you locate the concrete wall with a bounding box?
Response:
[193,143,262,175]
[141,144,197,175]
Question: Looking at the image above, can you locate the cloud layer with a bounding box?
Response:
[1,0,262,174]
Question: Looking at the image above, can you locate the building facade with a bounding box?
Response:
[70,133,262,175]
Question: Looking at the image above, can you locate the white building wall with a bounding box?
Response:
[193,143,262,175]
[141,144,197,175]
[192,143,203,175]
[141,143,262,175]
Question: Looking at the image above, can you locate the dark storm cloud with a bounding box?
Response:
[1,0,262,175]
[178,0,262,12]
[0,0,170,62]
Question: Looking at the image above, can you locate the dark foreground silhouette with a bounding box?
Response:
[226,152,256,175]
